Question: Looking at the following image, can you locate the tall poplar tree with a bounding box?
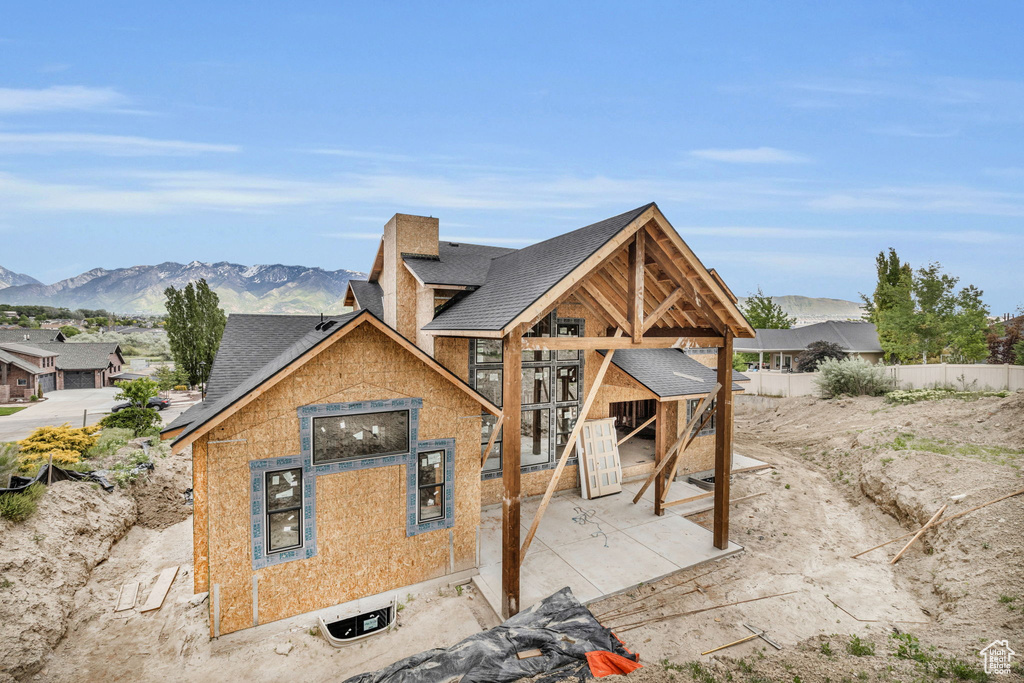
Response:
[164,279,227,387]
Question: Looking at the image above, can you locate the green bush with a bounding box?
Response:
[100,407,161,437]
[88,428,136,458]
[885,388,1008,405]
[0,483,45,522]
[846,634,876,657]
[112,450,151,488]
[815,358,892,398]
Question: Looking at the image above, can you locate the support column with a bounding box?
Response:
[654,400,668,516]
[501,329,523,618]
[713,331,734,549]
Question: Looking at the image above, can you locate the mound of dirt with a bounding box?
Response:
[131,442,192,529]
[0,481,136,681]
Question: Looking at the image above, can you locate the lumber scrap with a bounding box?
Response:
[516,648,543,660]
[680,491,766,516]
[615,590,799,632]
[631,382,722,505]
[701,632,761,655]
[139,566,178,613]
[890,505,947,564]
[520,329,624,559]
[851,487,1024,559]
[659,408,715,503]
[114,582,139,612]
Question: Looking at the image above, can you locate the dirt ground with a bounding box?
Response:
[3,393,1022,682]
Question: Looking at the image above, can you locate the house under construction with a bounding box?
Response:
[163,203,755,636]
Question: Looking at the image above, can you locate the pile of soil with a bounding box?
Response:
[0,440,193,681]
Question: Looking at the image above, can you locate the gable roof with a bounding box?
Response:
[31,342,122,370]
[0,329,65,344]
[601,348,747,399]
[424,204,655,332]
[0,348,48,375]
[0,342,58,358]
[169,310,500,451]
[164,313,322,433]
[346,280,384,318]
[403,241,517,287]
[733,321,882,354]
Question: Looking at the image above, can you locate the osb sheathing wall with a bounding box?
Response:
[199,323,482,636]
[193,439,209,594]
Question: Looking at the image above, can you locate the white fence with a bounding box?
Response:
[741,364,1024,398]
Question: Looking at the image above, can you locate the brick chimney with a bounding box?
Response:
[380,214,439,339]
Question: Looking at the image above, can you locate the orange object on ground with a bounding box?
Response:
[586,650,643,677]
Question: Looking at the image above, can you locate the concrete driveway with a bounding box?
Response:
[0,388,121,442]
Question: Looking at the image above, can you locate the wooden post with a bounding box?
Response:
[654,400,667,515]
[714,331,734,549]
[501,328,523,619]
[83,409,88,428]
[627,231,645,343]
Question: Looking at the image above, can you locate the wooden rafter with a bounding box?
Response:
[520,329,625,560]
[521,335,722,351]
[627,231,645,343]
[572,289,620,331]
[580,281,632,335]
[644,227,728,334]
[643,287,684,332]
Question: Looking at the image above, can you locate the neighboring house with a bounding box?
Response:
[30,342,126,389]
[734,321,883,371]
[163,203,754,636]
[0,329,67,344]
[0,343,59,400]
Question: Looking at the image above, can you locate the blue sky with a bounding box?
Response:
[1,2,1022,313]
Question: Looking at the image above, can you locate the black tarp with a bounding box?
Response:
[343,587,639,683]
[2,463,114,494]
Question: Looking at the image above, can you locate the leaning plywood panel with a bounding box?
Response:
[139,567,178,612]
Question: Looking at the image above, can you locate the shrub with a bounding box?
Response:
[846,634,875,656]
[173,385,189,391]
[16,424,101,467]
[112,450,151,488]
[815,358,892,398]
[0,483,45,522]
[796,340,846,373]
[0,443,20,486]
[88,428,136,457]
[114,377,159,408]
[100,407,161,437]
[885,388,1008,405]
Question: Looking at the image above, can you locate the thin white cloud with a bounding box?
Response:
[808,185,1024,217]
[0,85,130,113]
[689,147,809,164]
[0,132,239,156]
[870,124,959,139]
[305,148,415,162]
[706,250,870,278]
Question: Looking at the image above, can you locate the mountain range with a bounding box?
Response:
[1,262,865,321]
[0,262,365,315]
[735,294,866,326]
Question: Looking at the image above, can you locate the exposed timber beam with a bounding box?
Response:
[501,327,524,618]
[521,336,723,351]
[643,287,684,332]
[580,282,632,334]
[627,231,645,343]
[480,418,503,468]
[573,288,620,331]
[714,332,734,549]
[521,329,625,560]
[644,226,729,335]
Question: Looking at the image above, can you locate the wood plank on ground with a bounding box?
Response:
[139,566,178,613]
[114,582,139,612]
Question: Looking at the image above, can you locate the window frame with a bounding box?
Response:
[311,408,412,465]
[415,448,447,524]
[264,467,304,554]
[686,398,717,437]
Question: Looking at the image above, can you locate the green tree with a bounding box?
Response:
[59,325,81,338]
[152,364,190,391]
[863,249,915,363]
[114,377,160,407]
[912,262,958,363]
[741,287,795,329]
[164,279,227,387]
[945,285,990,362]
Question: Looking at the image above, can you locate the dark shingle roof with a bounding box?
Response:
[602,348,747,398]
[403,242,517,287]
[347,280,384,318]
[32,342,121,370]
[0,342,58,358]
[172,311,363,441]
[0,329,64,344]
[424,204,654,332]
[733,321,882,354]
[164,313,322,432]
[0,348,47,374]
